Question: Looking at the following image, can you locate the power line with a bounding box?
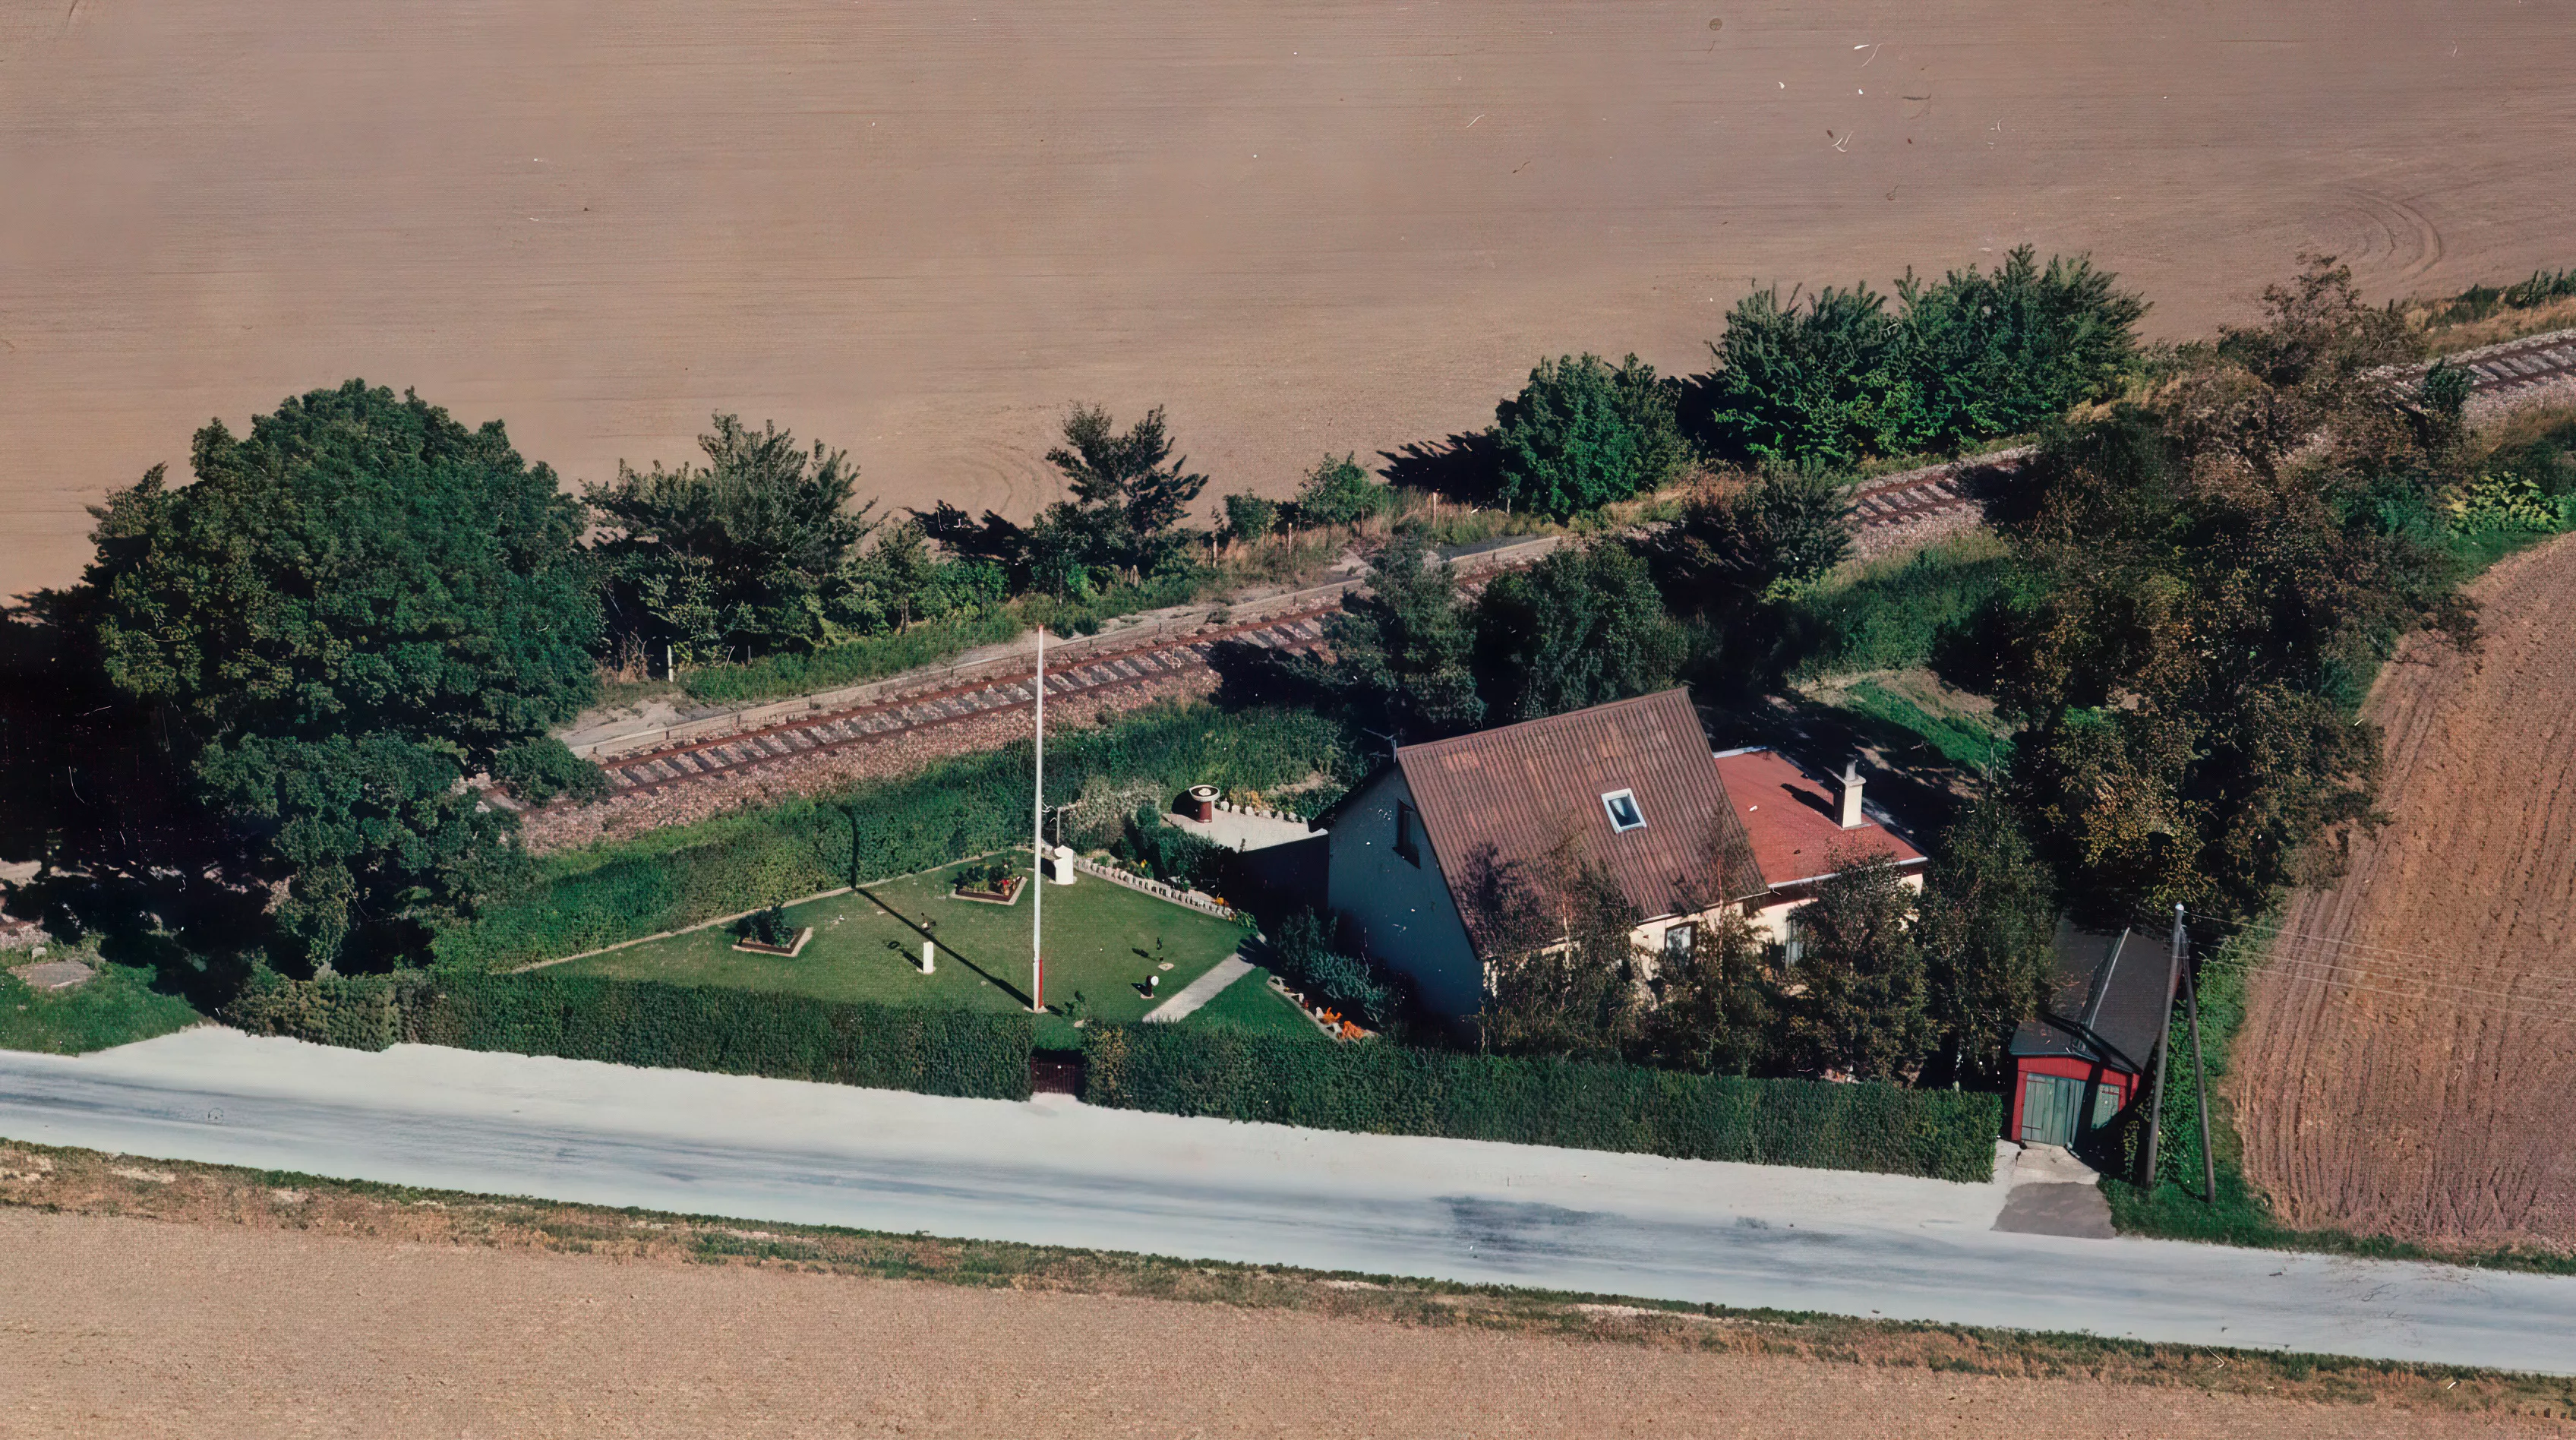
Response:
[2203,952,2576,1022]
[2197,943,2576,1011]
[2187,910,2574,978]
[2202,960,2576,1028]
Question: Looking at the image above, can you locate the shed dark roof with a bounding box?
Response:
[1391,689,1766,928]
[2009,921,2175,1075]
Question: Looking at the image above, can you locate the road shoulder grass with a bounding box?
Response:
[0,949,204,1055]
[0,1138,2565,1423]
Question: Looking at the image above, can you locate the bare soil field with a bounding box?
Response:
[2,1144,2569,1437]
[2234,534,2576,1251]
[5,0,2575,598]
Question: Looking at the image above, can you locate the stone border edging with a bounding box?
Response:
[1065,854,1242,921]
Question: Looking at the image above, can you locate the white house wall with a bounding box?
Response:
[1322,768,1485,1018]
[1747,871,1927,946]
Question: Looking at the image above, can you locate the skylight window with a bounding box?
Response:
[1601,789,1645,832]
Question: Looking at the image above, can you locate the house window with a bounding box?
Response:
[1601,788,1645,832]
[1394,801,1421,867]
[1781,911,1806,968]
[1662,923,1697,962]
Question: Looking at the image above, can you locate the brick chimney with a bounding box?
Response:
[1837,759,1866,829]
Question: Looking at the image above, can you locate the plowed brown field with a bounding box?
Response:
[7,0,2576,598]
[2234,533,2576,1250]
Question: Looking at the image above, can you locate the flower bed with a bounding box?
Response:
[730,927,814,957]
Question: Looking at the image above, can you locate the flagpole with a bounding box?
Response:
[1020,628,1030,1015]
[1031,626,1045,1013]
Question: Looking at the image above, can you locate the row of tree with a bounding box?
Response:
[1463,246,2149,519]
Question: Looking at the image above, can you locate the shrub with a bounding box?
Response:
[1492,354,1689,516]
[492,737,611,806]
[733,905,796,947]
[1702,249,2145,467]
[1264,909,1396,1029]
[1222,492,1278,544]
[954,859,1016,895]
[1112,802,1227,892]
[2448,471,2563,534]
[1290,454,1396,527]
[1081,1024,2000,1181]
[220,970,402,1051]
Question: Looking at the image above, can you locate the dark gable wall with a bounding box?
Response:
[1322,766,1485,1018]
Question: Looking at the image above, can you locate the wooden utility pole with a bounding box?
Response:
[1031,627,1046,1013]
[2183,939,2217,1205]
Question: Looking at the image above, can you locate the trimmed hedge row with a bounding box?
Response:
[437,703,1356,971]
[1081,1024,2000,1182]
[225,970,1033,1100]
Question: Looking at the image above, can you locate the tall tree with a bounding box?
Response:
[1773,851,1934,1081]
[1989,257,2474,924]
[1914,801,2060,1083]
[586,414,876,662]
[1465,843,1647,1063]
[921,404,1210,597]
[1310,532,1485,741]
[1651,468,1852,614]
[85,381,600,971]
[1472,542,1685,722]
[1637,906,1773,1076]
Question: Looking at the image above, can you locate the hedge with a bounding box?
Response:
[436,703,1357,971]
[225,970,1033,1100]
[1081,1024,2000,1182]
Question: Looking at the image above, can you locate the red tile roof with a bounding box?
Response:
[1392,689,1767,924]
[1711,747,1926,890]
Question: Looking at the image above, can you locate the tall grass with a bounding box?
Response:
[1790,533,2013,679]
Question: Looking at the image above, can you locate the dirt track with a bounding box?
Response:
[7,0,2576,598]
[0,1207,2556,1439]
[2233,534,2576,1250]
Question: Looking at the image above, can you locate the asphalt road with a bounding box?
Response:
[2,1029,2568,1375]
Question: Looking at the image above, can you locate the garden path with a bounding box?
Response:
[1142,956,1253,1023]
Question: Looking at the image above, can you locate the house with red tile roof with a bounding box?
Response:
[1312,688,1927,1019]
[1709,744,1928,955]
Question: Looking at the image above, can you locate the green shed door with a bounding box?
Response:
[2020,1072,2084,1148]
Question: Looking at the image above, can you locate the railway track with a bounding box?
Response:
[595,607,1337,797]
[579,333,2576,806]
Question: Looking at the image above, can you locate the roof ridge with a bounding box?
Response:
[1394,687,1693,759]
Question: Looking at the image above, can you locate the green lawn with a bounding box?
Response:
[1179,964,1331,1042]
[548,858,1250,1047]
[0,955,205,1055]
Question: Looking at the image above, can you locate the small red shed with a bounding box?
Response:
[2007,923,2174,1149]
